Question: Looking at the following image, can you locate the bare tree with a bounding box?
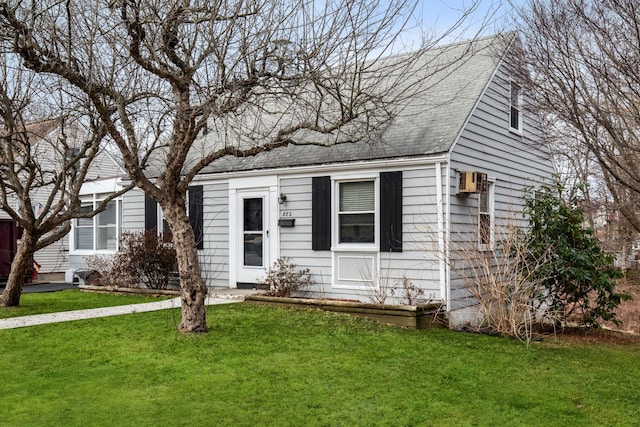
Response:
[542,122,637,262]
[542,125,599,225]
[0,58,132,306]
[0,0,492,332]
[515,0,640,234]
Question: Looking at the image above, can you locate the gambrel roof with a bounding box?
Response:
[196,33,512,174]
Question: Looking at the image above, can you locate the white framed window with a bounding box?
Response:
[96,199,118,250]
[509,82,522,133]
[478,180,495,250]
[331,177,379,289]
[74,204,94,250]
[71,193,122,253]
[336,179,376,245]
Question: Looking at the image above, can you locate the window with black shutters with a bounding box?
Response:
[144,185,204,249]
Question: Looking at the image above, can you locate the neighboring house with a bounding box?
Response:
[0,118,124,280]
[71,34,555,325]
[591,203,639,270]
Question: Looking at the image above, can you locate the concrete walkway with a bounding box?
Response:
[0,289,257,330]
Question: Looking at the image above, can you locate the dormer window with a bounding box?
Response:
[510,82,522,133]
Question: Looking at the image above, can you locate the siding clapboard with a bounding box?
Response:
[199,181,229,287]
[277,166,444,302]
[447,50,555,313]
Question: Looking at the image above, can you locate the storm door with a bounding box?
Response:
[237,191,269,284]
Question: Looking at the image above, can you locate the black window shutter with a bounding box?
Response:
[312,176,331,251]
[188,185,204,250]
[144,193,157,231]
[380,171,403,252]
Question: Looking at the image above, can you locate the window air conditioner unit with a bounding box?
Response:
[458,171,488,194]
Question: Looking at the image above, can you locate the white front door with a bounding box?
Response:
[237,190,270,284]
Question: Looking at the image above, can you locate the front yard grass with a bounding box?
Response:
[0,290,168,319]
[1,303,638,426]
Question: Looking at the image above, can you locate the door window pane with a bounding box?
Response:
[243,198,263,267]
[244,234,263,266]
[244,198,263,232]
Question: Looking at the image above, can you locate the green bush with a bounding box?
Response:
[523,184,629,327]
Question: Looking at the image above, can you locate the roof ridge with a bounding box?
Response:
[370,32,514,64]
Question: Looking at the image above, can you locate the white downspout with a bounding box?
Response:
[436,162,447,307]
[445,163,451,312]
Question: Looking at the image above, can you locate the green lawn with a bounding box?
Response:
[0,290,168,319]
[1,302,639,426]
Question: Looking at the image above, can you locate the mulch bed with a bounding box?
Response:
[553,327,640,345]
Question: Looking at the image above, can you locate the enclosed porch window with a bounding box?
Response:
[72,194,121,252]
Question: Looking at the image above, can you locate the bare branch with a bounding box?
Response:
[516,0,640,234]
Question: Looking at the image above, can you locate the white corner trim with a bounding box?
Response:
[228,188,238,288]
[436,162,447,308]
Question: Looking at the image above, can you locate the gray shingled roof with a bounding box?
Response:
[191,34,510,175]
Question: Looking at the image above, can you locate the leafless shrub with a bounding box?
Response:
[85,255,133,288]
[367,271,393,304]
[87,229,177,290]
[448,223,551,343]
[368,272,432,306]
[389,275,426,306]
[262,258,315,298]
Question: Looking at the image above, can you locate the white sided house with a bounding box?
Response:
[76,34,555,324]
[0,118,125,280]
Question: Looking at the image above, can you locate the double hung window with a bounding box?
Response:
[478,181,495,249]
[510,82,522,133]
[338,180,375,244]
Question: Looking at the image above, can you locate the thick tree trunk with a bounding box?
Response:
[162,202,208,332]
[0,232,37,307]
